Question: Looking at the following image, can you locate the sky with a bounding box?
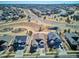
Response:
[0,1,79,4]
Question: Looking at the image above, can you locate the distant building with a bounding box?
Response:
[60,9,68,17]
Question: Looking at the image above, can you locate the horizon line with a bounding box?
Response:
[0,1,79,4]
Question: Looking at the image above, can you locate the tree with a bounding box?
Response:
[54,16,56,18]
[59,32,61,35]
[28,31,33,36]
[65,17,71,23]
[56,19,58,21]
[68,29,70,33]
[70,16,73,19]
[75,30,78,33]
[60,18,62,20]
[64,29,67,33]
[27,15,31,22]
[19,14,26,18]
[49,48,52,51]
[39,26,42,32]
[43,16,46,20]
